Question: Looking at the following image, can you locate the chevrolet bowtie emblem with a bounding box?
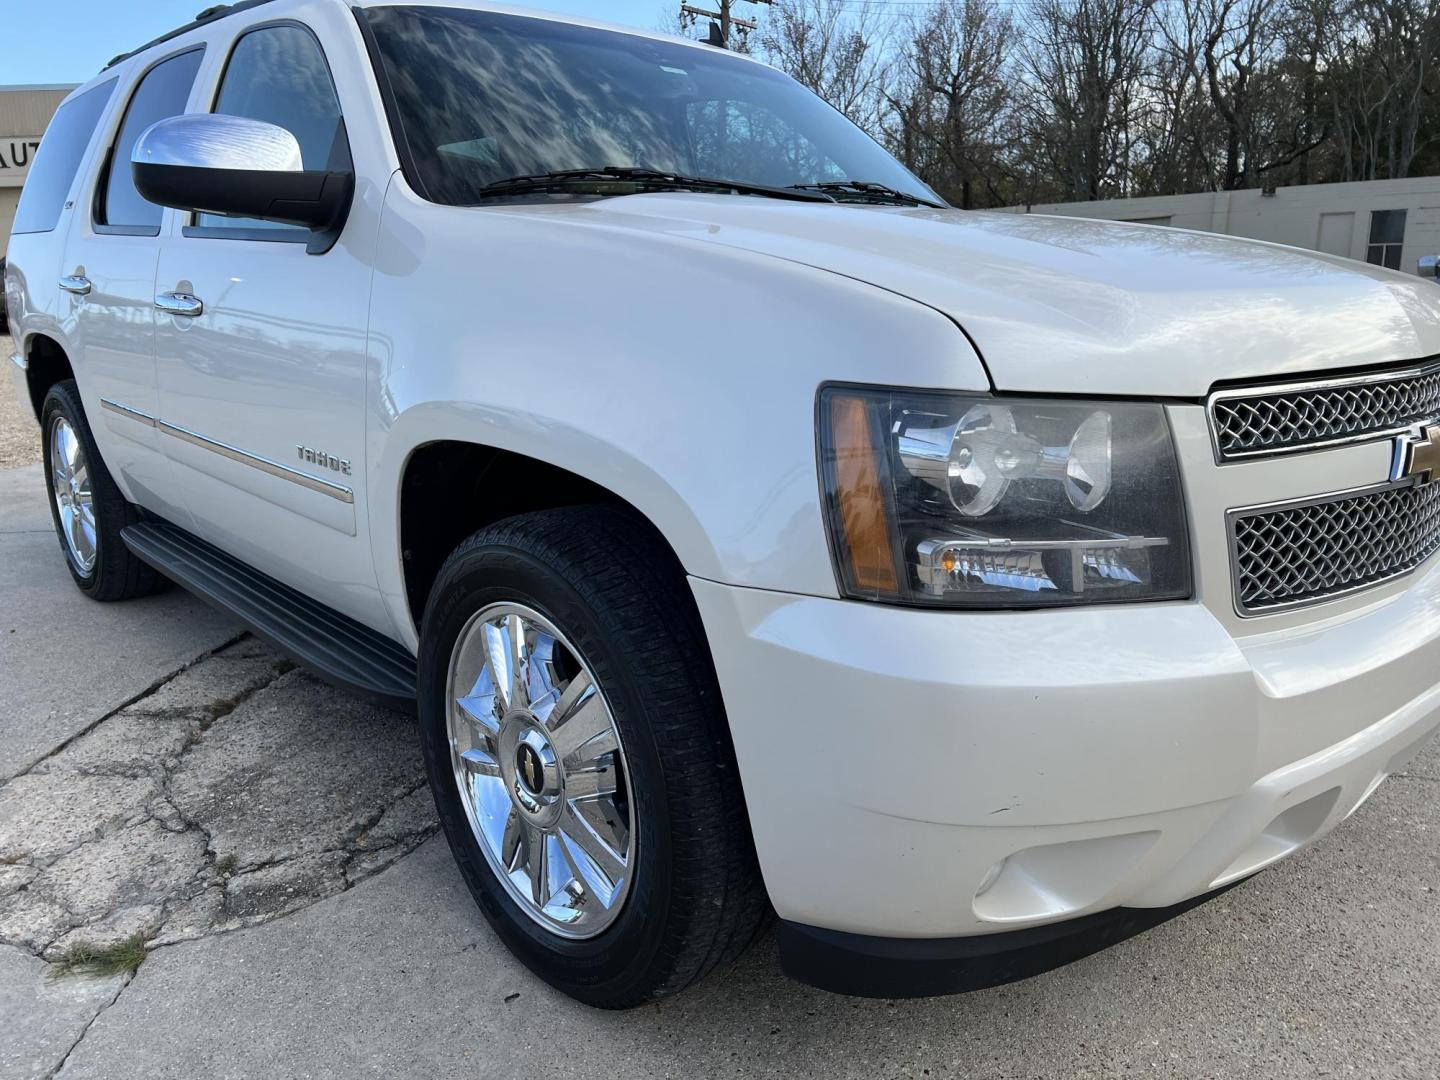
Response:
[1393,424,1440,485]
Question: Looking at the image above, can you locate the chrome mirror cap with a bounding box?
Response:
[1418,255,1439,278]
[131,113,303,173]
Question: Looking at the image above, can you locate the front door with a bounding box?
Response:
[62,49,207,527]
[152,20,383,629]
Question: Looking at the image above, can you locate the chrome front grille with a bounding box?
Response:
[1230,481,1440,614]
[1209,360,1440,461]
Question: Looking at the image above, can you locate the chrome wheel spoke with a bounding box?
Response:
[482,613,532,713]
[544,669,591,727]
[517,620,553,708]
[501,809,525,873]
[71,511,94,564]
[456,683,501,735]
[558,806,626,905]
[524,823,549,906]
[565,760,617,803]
[60,423,80,469]
[459,747,501,779]
[480,621,513,714]
[506,613,530,709]
[550,692,613,762]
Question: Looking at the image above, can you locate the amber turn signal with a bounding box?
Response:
[825,393,900,596]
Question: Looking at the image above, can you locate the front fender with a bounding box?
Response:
[364,182,990,647]
[369,398,720,646]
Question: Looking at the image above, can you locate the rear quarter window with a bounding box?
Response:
[10,79,117,236]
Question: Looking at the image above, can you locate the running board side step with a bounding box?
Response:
[121,521,417,711]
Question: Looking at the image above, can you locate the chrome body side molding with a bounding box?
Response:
[99,398,354,503]
[100,398,159,428]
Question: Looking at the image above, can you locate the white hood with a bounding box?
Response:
[532,194,1440,398]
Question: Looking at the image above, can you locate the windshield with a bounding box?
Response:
[363,6,939,206]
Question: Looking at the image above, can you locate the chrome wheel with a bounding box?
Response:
[446,602,634,939]
[49,415,97,576]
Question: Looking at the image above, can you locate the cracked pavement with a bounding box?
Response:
[0,639,437,962]
[0,461,436,1078]
[2,446,1439,1078]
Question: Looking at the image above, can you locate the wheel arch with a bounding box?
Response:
[20,333,76,421]
[392,436,713,644]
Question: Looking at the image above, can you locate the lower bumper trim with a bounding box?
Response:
[776,879,1246,999]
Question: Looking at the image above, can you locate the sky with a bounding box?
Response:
[0,0,675,86]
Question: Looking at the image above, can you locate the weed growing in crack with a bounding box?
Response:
[49,934,148,979]
[215,854,238,876]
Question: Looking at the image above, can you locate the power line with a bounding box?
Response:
[680,0,772,49]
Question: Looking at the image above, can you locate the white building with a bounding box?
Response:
[1,85,76,254]
[999,177,1440,275]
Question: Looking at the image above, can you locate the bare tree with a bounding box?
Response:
[885,0,1016,207]
[1327,0,1440,180]
[1018,0,1157,202]
[707,0,1440,203]
[1141,0,1218,193]
[758,0,892,133]
[1196,0,1328,189]
[1278,0,1336,185]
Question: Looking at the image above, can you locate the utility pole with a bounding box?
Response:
[679,0,770,50]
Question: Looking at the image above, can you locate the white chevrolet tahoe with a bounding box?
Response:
[8,0,1440,1009]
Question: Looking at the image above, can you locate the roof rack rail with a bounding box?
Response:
[103,0,279,70]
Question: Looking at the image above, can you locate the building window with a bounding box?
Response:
[1367,209,1406,270]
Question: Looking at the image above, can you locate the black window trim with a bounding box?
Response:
[351,5,427,201]
[92,43,208,238]
[181,16,352,248]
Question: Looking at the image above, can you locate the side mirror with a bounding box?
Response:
[1419,255,1439,278]
[132,114,352,252]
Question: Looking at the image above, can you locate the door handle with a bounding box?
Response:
[58,275,92,296]
[155,291,204,317]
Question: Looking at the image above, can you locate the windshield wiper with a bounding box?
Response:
[473,167,836,203]
[788,180,946,208]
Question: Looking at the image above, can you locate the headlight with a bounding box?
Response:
[819,386,1192,608]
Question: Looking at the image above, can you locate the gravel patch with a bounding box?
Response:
[0,334,40,469]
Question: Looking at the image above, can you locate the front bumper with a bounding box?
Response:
[773,883,1242,998]
[692,564,1440,947]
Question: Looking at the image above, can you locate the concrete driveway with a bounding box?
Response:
[1,436,1438,1075]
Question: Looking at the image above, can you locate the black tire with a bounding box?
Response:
[417,505,767,1007]
[40,380,165,601]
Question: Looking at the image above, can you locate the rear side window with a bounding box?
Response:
[97,48,205,233]
[196,24,348,233]
[11,79,116,235]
